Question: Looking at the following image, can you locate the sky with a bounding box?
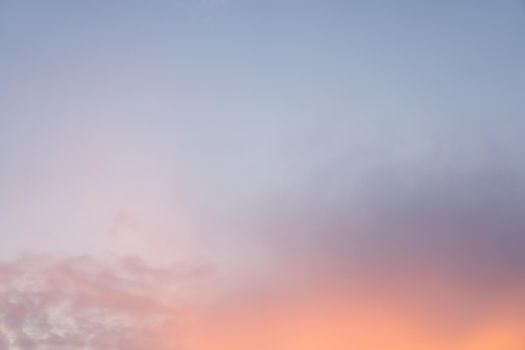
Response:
[1,0,525,349]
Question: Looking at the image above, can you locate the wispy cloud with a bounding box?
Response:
[0,254,210,350]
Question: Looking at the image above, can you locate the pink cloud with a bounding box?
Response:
[0,254,210,350]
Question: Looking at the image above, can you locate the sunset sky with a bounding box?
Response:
[1,1,525,349]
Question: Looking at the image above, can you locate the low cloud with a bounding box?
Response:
[252,137,525,289]
[0,254,210,350]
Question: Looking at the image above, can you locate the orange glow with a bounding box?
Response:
[181,283,525,350]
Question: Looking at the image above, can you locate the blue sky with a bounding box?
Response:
[1,0,525,265]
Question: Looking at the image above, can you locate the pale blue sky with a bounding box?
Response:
[1,0,525,280]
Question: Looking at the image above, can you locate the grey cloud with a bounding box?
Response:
[250,128,525,291]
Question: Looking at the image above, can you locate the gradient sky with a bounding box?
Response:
[1,1,525,349]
